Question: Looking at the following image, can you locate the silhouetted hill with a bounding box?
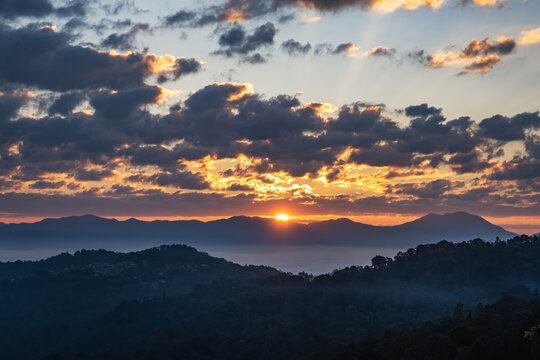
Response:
[0,212,517,249]
[382,211,516,245]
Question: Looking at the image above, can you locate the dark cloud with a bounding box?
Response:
[240,53,267,64]
[478,112,540,141]
[448,151,492,174]
[328,105,382,133]
[281,39,311,56]
[128,171,210,190]
[392,179,463,199]
[0,25,202,92]
[212,22,276,62]
[313,42,358,56]
[55,0,87,18]
[407,49,430,65]
[0,0,88,19]
[333,42,355,54]
[164,10,196,27]
[489,156,540,181]
[0,0,54,19]
[100,0,142,16]
[73,168,113,181]
[314,43,333,56]
[89,85,163,121]
[168,58,203,81]
[227,183,252,191]
[349,145,414,167]
[48,91,86,116]
[0,90,32,122]
[525,137,540,160]
[30,180,66,189]
[100,23,150,51]
[405,103,442,117]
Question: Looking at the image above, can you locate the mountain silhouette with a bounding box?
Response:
[0,212,516,249]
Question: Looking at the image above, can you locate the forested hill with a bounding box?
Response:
[0,234,538,359]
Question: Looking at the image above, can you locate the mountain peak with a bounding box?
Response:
[395,211,515,242]
[38,214,114,224]
[415,211,486,223]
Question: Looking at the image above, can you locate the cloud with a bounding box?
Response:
[478,112,540,141]
[127,171,210,190]
[164,10,197,27]
[460,0,507,8]
[164,0,455,28]
[489,157,540,180]
[448,150,492,174]
[0,90,33,122]
[281,39,312,56]
[212,22,276,63]
[0,80,537,219]
[518,26,540,46]
[74,168,114,181]
[0,0,54,19]
[332,42,361,56]
[363,46,396,57]
[100,23,151,51]
[0,0,88,19]
[314,42,361,56]
[29,180,66,189]
[90,85,165,121]
[392,179,464,199]
[1,187,538,219]
[425,37,516,75]
[162,0,510,30]
[48,91,86,116]
[457,54,501,75]
[0,25,203,92]
[405,103,442,117]
[240,53,267,64]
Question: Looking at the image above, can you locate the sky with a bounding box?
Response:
[0,0,538,234]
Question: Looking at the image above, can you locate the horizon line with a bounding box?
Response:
[1,212,535,235]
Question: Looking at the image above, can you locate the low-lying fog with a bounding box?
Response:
[0,239,401,274]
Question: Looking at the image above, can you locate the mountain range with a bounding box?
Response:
[0,212,516,249]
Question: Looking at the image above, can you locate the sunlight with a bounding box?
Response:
[275,214,289,221]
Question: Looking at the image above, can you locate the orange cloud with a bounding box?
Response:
[458,54,501,75]
[467,0,507,6]
[427,37,516,74]
[302,16,322,24]
[518,26,540,45]
[224,10,246,22]
[371,0,445,12]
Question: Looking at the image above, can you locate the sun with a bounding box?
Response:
[275,214,289,221]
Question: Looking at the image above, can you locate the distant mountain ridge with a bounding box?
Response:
[0,212,517,249]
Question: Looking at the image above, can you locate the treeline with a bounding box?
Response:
[0,235,539,359]
[308,295,540,360]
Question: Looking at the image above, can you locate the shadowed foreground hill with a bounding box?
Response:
[308,296,540,360]
[1,235,539,359]
[0,245,279,359]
